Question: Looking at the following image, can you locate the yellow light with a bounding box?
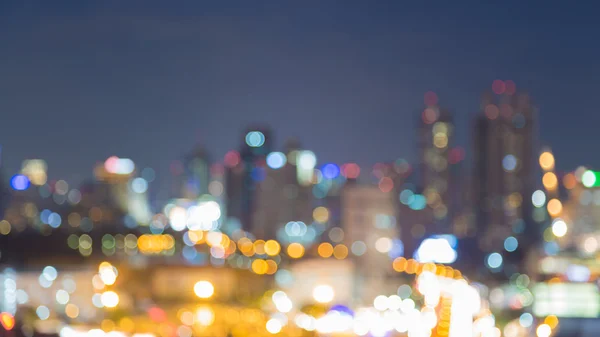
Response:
[254,240,266,255]
[65,304,79,319]
[317,242,333,258]
[101,319,115,332]
[100,291,119,308]
[195,307,214,326]
[536,323,551,337]
[547,199,562,217]
[313,207,330,223]
[287,243,305,259]
[333,244,348,259]
[119,317,135,333]
[193,280,214,299]
[539,152,555,171]
[98,262,117,286]
[544,315,559,329]
[264,240,281,256]
[542,172,558,190]
[252,259,268,275]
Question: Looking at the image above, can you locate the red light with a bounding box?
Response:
[424,91,438,106]
[379,177,394,193]
[342,163,360,179]
[148,306,167,322]
[484,104,499,120]
[422,108,438,124]
[224,151,241,168]
[0,312,15,331]
[492,80,505,94]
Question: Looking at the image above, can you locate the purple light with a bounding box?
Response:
[10,174,30,191]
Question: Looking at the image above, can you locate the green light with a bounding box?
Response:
[582,170,600,188]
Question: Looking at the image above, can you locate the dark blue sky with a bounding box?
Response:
[1,1,599,184]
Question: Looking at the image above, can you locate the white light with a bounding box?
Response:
[375,237,393,253]
[536,324,551,337]
[266,318,282,334]
[169,206,187,231]
[582,170,596,188]
[100,291,119,308]
[56,289,70,305]
[36,305,50,320]
[532,190,546,208]
[131,178,148,194]
[373,295,389,311]
[187,201,221,230]
[415,238,457,264]
[42,266,58,281]
[552,219,568,237]
[388,295,403,310]
[298,151,316,169]
[312,285,334,303]
[194,281,214,299]
[195,307,214,326]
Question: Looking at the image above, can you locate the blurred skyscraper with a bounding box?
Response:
[225,127,272,233]
[472,83,536,272]
[181,145,211,199]
[417,93,455,233]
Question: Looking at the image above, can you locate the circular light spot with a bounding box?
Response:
[287,243,305,259]
[245,131,265,147]
[582,170,597,188]
[100,291,119,308]
[193,281,214,299]
[351,241,367,256]
[317,243,333,258]
[375,237,393,253]
[539,152,555,171]
[547,199,562,217]
[487,253,503,269]
[532,190,546,208]
[131,178,148,194]
[503,155,517,172]
[504,236,519,252]
[10,174,30,191]
[312,285,334,303]
[266,318,282,334]
[266,152,287,169]
[552,219,568,237]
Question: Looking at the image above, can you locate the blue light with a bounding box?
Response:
[502,154,517,171]
[10,174,30,191]
[486,252,503,269]
[519,313,533,328]
[388,239,404,259]
[330,305,354,316]
[245,131,265,147]
[322,163,340,179]
[40,209,52,224]
[251,167,266,181]
[409,194,427,210]
[266,152,287,169]
[48,213,62,228]
[399,189,415,205]
[504,236,519,252]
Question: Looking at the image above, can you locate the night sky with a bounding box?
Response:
[1,1,599,185]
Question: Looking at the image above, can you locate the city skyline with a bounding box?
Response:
[2,1,600,184]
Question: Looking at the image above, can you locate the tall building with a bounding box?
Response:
[472,84,536,272]
[225,127,272,233]
[341,184,400,304]
[181,145,211,199]
[252,139,313,239]
[418,94,455,233]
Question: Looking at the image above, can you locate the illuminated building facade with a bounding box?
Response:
[252,139,313,240]
[472,84,536,274]
[341,184,400,304]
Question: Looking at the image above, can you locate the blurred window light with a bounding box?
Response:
[502,154,518,172]
[266,152,287,169]
[531,190,546,208]
[504,236,519,252]
[486,253,503,270]
[245,131,265,147]
[10,174,30,191]
[414,238,457,264]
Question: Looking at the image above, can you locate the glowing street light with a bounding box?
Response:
[194,280,214,299]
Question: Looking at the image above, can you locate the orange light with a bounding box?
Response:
[544,315,559,329]
[1,312,15,331]
[392,257,407,272]
[539,152,555,171]
[264,240,281,256]
[542,172,558,190]
[287,243,305,259]
[333,244,348,259]
[547,199,563,217]
[563,173,576,190]
[317,243,334,258]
